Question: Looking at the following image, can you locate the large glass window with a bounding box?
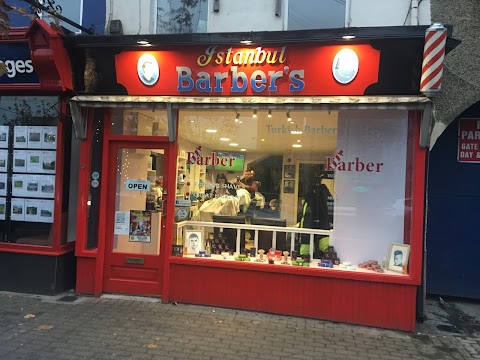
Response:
[157,0,208,34]
[0,96,61,246]
[288,0,345,30]
[175,108,413,276]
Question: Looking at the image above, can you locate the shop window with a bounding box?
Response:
[288,0,345,30]
[111,108,169,137]
[157,0,208,34]
[174,109,414,275]
[0,96,62,247]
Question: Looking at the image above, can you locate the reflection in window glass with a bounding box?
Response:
[111,108,169,136]
[175,109,413,275]
[157,0,208,34]
[288,0,345,30]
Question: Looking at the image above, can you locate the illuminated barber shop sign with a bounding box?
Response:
[115,43,380,96]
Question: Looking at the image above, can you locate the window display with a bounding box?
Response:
[0,96,59,246]
[174,108,413,276]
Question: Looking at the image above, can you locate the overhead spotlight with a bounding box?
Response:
[268,110,272,118]
[252,110,257,118]
[286,111,292,121]
[342,34,355,40]
[235,111,240,122]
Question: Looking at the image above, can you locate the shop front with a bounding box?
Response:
[0,20,76,294]
[66,26,443,330]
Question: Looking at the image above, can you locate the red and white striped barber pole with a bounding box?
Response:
[420,23,447,96]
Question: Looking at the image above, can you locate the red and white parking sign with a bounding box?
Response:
[458,118,480,163]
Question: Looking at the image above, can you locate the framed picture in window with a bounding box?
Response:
[284,165,295,178]
[283,179,294,193]
[388,243,410,273]
[184,230,203,255]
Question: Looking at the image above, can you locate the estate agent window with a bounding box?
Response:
[0,96,68,247]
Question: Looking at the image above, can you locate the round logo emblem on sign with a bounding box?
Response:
[137,53,159,86]
[91,179,99,188]
[91,171,100,180]
[332,48,359,84]
[177,208,189,221]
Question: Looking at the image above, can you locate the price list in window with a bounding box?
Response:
[3,126,57,223]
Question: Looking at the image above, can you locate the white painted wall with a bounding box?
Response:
[207,0,285,32]
[347,0,431,27]
[106,0,156,35]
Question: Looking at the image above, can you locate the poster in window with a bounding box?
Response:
[13,150,27,172]
[12,174,26,197]
[24,198,39,222]
[0,173,6,197]
[27,126,42,149]
[41,151,56,174]
[11,198,25,221]
[0,126,9,149]
[0,197,5,220]
[0,149,7,173]
[129,210,151,243]
[42,126,57,149]
[40,175,55,198]
[25,175,40,198]
[114,211,130,235]
[38,199,54,223]
[14,126,28,149]
[26,150,42,173]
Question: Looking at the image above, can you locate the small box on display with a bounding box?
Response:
[171,245,183,257]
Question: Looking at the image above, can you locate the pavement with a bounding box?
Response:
[0,291,479,360]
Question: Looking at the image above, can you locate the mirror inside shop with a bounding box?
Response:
[116,108,412,275]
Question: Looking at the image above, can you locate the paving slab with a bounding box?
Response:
[0,291,479,360]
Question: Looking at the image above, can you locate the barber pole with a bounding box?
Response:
[420,23,447,96]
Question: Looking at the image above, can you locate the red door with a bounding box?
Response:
[103,142,169,295]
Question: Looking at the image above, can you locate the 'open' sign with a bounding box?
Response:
[125,180,150,192]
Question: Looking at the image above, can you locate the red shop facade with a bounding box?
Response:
[0,20,76,294]
[64,26,450,331]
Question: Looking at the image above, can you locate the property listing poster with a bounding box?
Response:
[42,126,57,149]
[0,126,9,149]
[12,174,26,197]
[0,149,7,173]
[27,126,42,149]
[13,150,27,172]
[11,198,25,221]
[129,210,151,242]
[38,200,54,223]
[0,173,6,197]
[24,198,39,222]
[0,197,5,220]
[14,126,28,148]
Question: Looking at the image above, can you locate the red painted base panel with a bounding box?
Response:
[169,263,417,332]
[76,257,96,295]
